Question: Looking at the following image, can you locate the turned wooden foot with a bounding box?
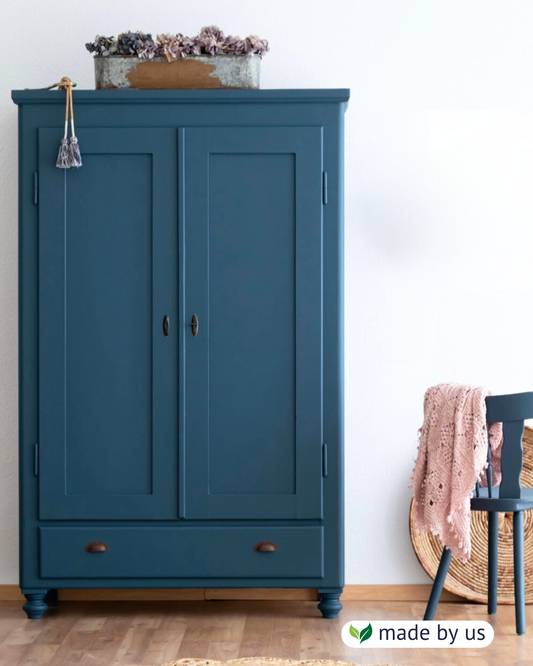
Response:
[22,592,48,619]
[318,588,343,619]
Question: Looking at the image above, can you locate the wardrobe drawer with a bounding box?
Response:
[39,526,324,579]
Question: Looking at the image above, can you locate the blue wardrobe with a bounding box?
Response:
[12,89,349,619]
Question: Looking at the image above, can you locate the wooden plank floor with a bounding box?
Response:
[0,599,530,666]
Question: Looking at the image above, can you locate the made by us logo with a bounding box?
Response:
[348,623,373,645]
[342,621,494,649]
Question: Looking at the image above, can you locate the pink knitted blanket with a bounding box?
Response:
[411,383,503,561]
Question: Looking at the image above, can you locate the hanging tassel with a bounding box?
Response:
[54,77,82,169]
[69,136,82,167]
[56,138,70,168]
[68,86,82,167]
[56,79,72,169]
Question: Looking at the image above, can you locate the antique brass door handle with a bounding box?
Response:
[191,313,199,337]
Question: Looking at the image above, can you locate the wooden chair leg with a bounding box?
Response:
[424,546,452,620]
[488,511,498,614]
[513,511,526,635]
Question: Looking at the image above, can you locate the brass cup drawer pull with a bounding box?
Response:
[253,541,278,552]
[85,541,109,553]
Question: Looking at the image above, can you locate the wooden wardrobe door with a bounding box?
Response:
[38,128,178,520]
[181,126,324,520]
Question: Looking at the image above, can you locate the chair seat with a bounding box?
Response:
[470,486,533,512]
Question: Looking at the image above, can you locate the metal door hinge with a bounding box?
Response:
[33,443,39,476]
[322,443,328,477]
[322,171,328,205]
[33,173,38,205]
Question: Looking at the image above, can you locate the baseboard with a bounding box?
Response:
[341,584,463,602]
[0,584,462,602]
[0,585,25,601]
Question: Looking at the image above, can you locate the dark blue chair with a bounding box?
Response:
[424,391,533,635]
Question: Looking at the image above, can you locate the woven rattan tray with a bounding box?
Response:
[410,426,533,604]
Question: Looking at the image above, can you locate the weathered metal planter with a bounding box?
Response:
[94,55,261,90]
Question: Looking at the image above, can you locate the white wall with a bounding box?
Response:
[2,0,533,585]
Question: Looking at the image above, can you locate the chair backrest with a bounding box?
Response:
[485,392,533,499]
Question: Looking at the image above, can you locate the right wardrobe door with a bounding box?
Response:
[181,126,324,521]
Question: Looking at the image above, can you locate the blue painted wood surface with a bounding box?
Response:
[488,511,498,614]
[183,127,323,520]
[12,89,350,105]
[513,510,526,634]
[39,526,324,579]
[423,547,452,621]
[485,392,533,500]
[38,128,178,520]
[13,89,348,618]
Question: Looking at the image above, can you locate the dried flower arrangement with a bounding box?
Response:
[86,26,269,62]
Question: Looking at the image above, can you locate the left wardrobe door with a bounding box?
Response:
[38,128,178,520]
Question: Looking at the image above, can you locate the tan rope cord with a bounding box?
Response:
[55,77,76,140]
[61,76,72,139]
[68,83,76,137]
[25,76,77,91]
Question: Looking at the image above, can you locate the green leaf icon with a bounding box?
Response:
[349,625,359,640]
[359,623,373,645]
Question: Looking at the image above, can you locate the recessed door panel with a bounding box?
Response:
[209,152,297,496]
[182,126,323,519]
[38,128,178,520]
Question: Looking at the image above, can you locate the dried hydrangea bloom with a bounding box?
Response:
[117,31,153,56]
[199,25,225,42]
[86,27,269,59]
[137,40,161,60]
[243,35,269,56]
[222,35,246,55]
[197,25,226,55]
[137,34,161,60]
[180,35,199,56]
[85,35,118,57]
[157,33,184,61]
